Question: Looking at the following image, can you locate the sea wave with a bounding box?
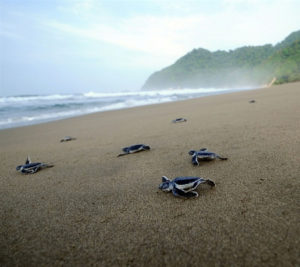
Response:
[83,87,229,98]
[0,94,76,104]
[0,87,230,104]
[0,87,252,129]
[0,97,177,128]
[0,96,176,128]
[0,107,101,127]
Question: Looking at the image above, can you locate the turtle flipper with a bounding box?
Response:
[185,191,198,198]
[172,187,198,198]
[25,156,31,164]
[188,150,196,156]
[192,155,199,165]
[180,179,206,193]
[205,179,216,187]
[24,166,40,174]
[42,163,54,169]
[31,167,40,174]
[117,153,129,157]
[216,154,227,160]
[162,176,170,182]
[200,148,207,151]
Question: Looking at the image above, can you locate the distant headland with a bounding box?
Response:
[142,30,300,90]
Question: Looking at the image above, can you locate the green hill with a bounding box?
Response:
[142,30,300,89]
[268,40,300,84]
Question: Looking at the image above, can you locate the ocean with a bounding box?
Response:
[0,87,253,130]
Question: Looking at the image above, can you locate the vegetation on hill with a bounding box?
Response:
[268,40,300,84]
[142,30,300,89]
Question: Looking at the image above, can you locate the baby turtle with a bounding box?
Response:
[172,118,187,123]
[117,144,150,157]
[249,100,256,103]
[189,148,227,166]
[60,136,76,142]
[16,156,54,174]
[159,176,215,198]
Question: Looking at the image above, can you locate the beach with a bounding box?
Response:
[0,82,299,266]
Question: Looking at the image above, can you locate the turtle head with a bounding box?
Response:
[188,150,196,156]
[143,145,150,150]
[159,176,172,192]
[16,165,23,172]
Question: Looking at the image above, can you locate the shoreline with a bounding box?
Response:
[1,82,299,266]
[0,86,261,132]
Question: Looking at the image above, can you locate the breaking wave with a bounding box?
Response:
[0,87,253,129]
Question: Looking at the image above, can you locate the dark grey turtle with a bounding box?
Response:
[172,118,187,123]
[16,156,54,174]
[159,176,215,198]
[117,144,150,157]
[188,148,227,166]
[60,136,76,142]
[249,100,256,103]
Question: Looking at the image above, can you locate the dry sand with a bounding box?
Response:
[0,82,299,266]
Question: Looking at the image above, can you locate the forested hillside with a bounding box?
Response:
[142,30,300,89]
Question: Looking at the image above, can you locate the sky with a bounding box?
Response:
[0,0,300,96]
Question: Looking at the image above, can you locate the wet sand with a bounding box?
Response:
[0,82,299,266]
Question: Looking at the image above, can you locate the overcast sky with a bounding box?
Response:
[1,0,299,96]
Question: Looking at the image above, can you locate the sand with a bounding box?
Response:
[0,82,299,266]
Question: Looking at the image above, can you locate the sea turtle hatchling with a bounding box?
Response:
[16,156,54,174]
[159,176,215,198]
[117,144,150,157]
[60,136,76,142]
[189,148,228,166]
[172,118,187,123]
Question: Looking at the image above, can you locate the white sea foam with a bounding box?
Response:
[0,108,99,127]
[83,87,231,98]
[0,94,75,104]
